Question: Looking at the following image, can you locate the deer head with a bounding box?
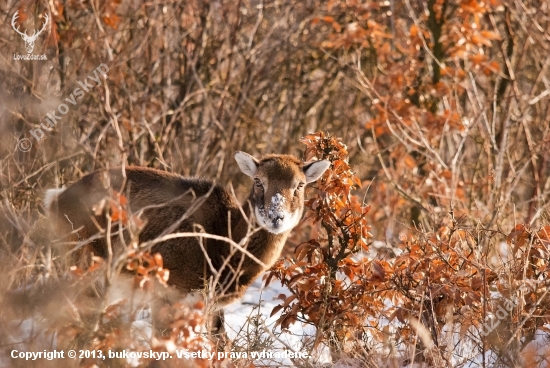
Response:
[234,151,330,234]
[12,11,49,54]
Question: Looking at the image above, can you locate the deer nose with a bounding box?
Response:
[271,213,285,227]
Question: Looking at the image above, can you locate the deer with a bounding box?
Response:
[43,151,330,335]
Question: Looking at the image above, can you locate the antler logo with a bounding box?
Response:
[12,11,49,54]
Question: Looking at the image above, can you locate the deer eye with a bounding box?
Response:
[254,178,263,189]
[294,182,305,196]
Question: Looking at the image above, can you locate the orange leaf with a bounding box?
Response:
[507,224,526,244]
[102,14,120,30]
[283,295,297,308]
[471,34,492,47]
[410,24,418,37]
[371,261,386,279]
[404,155,416,169]
[480,30,502,41]
[154,253,163,268]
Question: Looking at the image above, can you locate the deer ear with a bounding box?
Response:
[234,151,259,177]
[303,160,330,183]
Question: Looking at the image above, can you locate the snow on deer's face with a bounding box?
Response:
[234,152,330,234]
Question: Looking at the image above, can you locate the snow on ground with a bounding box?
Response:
[0,317,58,367]
[8,273,550,367]
[522,326,550,368]
[1,275,327,367]
[224,276,332,367]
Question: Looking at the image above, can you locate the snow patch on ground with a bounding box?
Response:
[224,276,332,366]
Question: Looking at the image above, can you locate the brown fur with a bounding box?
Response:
[46,153,328,307]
